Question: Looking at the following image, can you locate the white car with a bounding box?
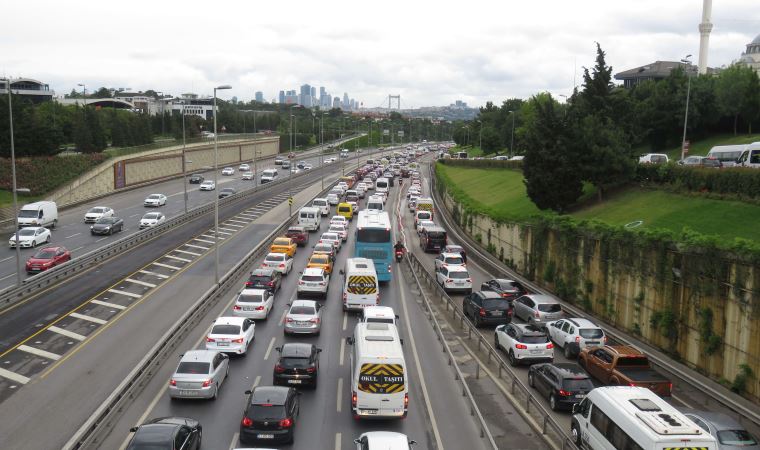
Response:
[239,163,251,172]
[362,178,374,189]
[143,193,167,207]
[9,227,50,248]
[435,265,472,294]
[199,180,216,191]
[354,431,416,450]
[326,193,340,206]
[221,167,235,176]
[336,182,349,193]
[328,223,348,241]
[303,164,313,170]
[232,288,274,320]
[330,215,348,227]
[260,252,293,275]
[312,198,330,216]
[319,232,342,252]
[417,219,436,235]
[434,252,466,271]
[494,323,554,366]
[205,316,255,355]
[139,212,166,229]
[241,171,254,180]
[546,318,607,358]
[355,183,367,197]
[83,206,114,224]
[297,267,330,298]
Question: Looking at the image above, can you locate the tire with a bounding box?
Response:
[109,228,113,235]
[528,372,535,387]
[211,384,218,401]
[571,423,582,447]
[45,236,50,244]
[473,316,481,328]
[508,350,518,367]
[550,394,558,411]
[494,334,500,350]
[564,344,573,359]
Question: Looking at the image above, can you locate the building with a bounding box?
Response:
[278,90,285,104]
[739,33,760,75]
[614,61,706,88]
[113,92,159,114]
[310,86,316,99]
[0,77,54,103]
[285,90,298,104]
[170,93,215,120]
[299,84,312,107]
[343,93,349,109]
[333,97,341,109]
[255,91,264,103]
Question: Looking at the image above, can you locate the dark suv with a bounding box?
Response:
[188,173,204,184]
[480,279,528,302]
[273,343,321,388]
[462,291,513,327]
[527,363,594,411]
[240,386,300,445]
[246,268,282,293]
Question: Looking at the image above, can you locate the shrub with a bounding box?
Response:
[0,154,107,196]
[438,158,523,170]
[636,163,760,199]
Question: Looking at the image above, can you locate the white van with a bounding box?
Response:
[375,177,389,194]
[347,322,407,419]
[312,197,330,216]
[362,306,398,325]
[365,196,384,212]
[706,144,747,167]
[638,153,669,164]
[260,168,278,183]
[737,142,760,168]
[571,386,717,450]
[341,258,379,311]
[298,207,321,231]
[18,201,58,228]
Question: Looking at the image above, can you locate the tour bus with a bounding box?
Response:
[706,145,747,167]
[355,210,393,282]
[375,177,390,195]
[342,257,380,311]
[297,207,321,231]
[347,322,408,419]
[571,386,717,450]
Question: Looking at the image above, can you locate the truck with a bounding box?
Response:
[578,345,672,397]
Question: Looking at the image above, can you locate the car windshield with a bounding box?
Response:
[445,256,464,265]
[449,271,469,279]
[290,306,315,315]
[238,293,264,303]
[579,328,604,339]
[96,217,115,224]
[211,325,241,335]
[176,362,210,374]
[250,405,286,421]
[18,210,38,218]
[314,245,333,253]
[562,378,594,391]
[357,228,391,243]
[717,430,758,446]
[148,195,160,199]
[311,256,328,263]
[143,213,160,220]
[33,249,57,259]
[249,275,272,283]
[89,208,105,213]
[538,303,562,313]
[17,229,36,236]
[266,254,285,262]
[521,335,548,344]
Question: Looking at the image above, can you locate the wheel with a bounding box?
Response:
[528,372,535,387]
[564,344,573,359]
[549,394,558,411]
[109,228,113,235]
[211,384,218,401]
[494,334,500,350]
[225,366,229,380]
[571,423,582,447]
[473,316,481,328]
[508,350,518,367]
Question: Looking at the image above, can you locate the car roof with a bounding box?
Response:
[564,318,600,329]
[213,316,246,326]
[133,423,177,444]
[683,411,744,430]
[525,294,559,304]
[266,252,287,258]
[38,246,65,252]
[252,386,291,404]
[180,349,218,363]
[361,431,410,445]
[445,265,469,273]
[544,363,589,378]
[440,252,462,258]
[476,291,503,300]
[280,342,314,357]
[513,323,546,335]
[240,288,267,295]
[303,267,326,276]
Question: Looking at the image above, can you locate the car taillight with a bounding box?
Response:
[169,379,176,386]
[404,393,409,407]
[233,305,241,310]
[603,336,608,344]
[274,364,286,373]
[201,379,212,387]
[575,336,581,343]
[206,337,215,342]
[286,317,294,323]
[546,343,554,349]
[255,305,264,310]
[298,280,304,285]
[279,418,293,428]
[232,338,244,343]
[319,282,326,286]
[515,343,528,349]
[351,391,358,407]
[446,279,452,283]
[306,366,316,373]
[558,389,571,397]
[534,311,540,318]
[279,263,285,268]
[241,417,252,427]
[310,318,320,324]
[245,281,253,287]
[479,308,486,317]
[466,278,472,283]
[668,382,673,393]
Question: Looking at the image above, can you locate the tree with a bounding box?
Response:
[479,126,501,154]
[716,64,759,135]
[93,87,112,98]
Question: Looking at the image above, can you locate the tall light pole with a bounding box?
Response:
[156,91,165,137]
[3,79,23,286]
[680,55,693,161]
[77,83,86,104]
[213,84,232,284]
[508,110,516,158]
[182,105,189,214]
[476,120,482,151]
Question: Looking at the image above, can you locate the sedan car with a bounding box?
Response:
[205,316,255,355]
[233,288,274,320]
[528,363,594,411]
[480,279,527,302]
[434,252,466,271]
[683,410,760,450]
[284,300,323,335]
[126,417,201,450]
[297,267,330,298]
[495,323,554,366]
[260,252,293,275]
[239,163,251,172]
[240,386,300,445]
[246,268,282,293]
[25,246,71,274]
[318,232,342,252]
[188,173,204,184]
[168,350,229,400]
[199,180,216,191]
[270,237,297,257]
[90,216,124,235]
[326,193,340,205]
[144,193,167,207]
[328,223,348,241]
[222,167,235,176]
[218,187,237,198]
[462,291,512,327]
[241,171,254,180]
[9,227,50,248]
[83,206,114,223]
[140,212,166,229]
[273,343,321,388]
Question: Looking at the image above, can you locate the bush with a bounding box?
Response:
[636,163,760,199]
[438,158,523,170]
[0,154,107,195]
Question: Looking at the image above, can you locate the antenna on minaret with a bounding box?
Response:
[698,0,713,74]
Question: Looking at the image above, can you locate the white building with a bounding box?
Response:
[170,93,215,120]
[739,33,760,75]
[0,78,55,103]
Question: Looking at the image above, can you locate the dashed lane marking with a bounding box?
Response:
[218,226,238,233]
[165,254,192,263]
[264,337,276,360]
[200,234,222,240]
[151,262,182,271]
[194,238,215,245]
[174,249,201,257]
[211,230,232,236]
[64,233,81,239]
[236,212,256,218]
[226,219,248,225]
[17,345,61,361]
[106,289,142,299]
[335,433,341,450]
[138,270,169,279]
[125,278,157,288]
[0,367,30,384]
[48,326,86,341]
[228,433,239,450]
[69,312,107,324]
[336,378,343,413]
[339,338,345,366]
[92,299,128,309]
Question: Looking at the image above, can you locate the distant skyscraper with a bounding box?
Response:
[333,97,341,109]
[311,86,316,98]
[343,93,349,109]
[324,94,332,108]
[299,84,312,107]
[279,90,285,104]
[255,91,264,103]
[350,99,355,110]
[319,87,327,108]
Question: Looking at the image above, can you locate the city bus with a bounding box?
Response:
[355,210,393,282]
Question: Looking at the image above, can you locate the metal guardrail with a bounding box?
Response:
[427,161,760,436]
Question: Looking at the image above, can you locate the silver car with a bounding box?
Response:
[284,300,323,336]
[232,288,274,320]
[513,294,564,327]
[683,410,760,450]
[168,350,229,400]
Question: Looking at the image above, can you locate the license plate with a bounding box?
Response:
[362,409,378,415]
[297,321,310,326]
[257,434,274,439]
[529,349,543,354]
[455,281,465,284]
[216,342,229,347]
[307,283,317,287]
[179,390,197,396]
[492,311,504,316]
[585,341,599,345]
[243,306,255,311]
[288,379,302,384]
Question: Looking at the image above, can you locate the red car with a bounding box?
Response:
[26,246,71,274]
[285,226,309,247]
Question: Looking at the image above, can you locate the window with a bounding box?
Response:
[176,362,210,374]
[174,426,190,449]
[561,322,570,333]
[211,325,240,335]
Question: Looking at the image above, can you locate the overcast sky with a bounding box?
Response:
[2,0,759,108]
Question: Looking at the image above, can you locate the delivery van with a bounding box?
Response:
[298,207,321,231]
[341,258,379,311]
[260,168,278,183]
[18,201,58,228]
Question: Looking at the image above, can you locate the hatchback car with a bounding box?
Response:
[434,252,466,271]
[354,431,416,449]
[260,252,293,275]
[144,193,167,207]
[188,173,204,184]
[297,267,330,298]
[326,193,340,205]
[240,386,300,445]
[513,294,564,327]
[462,291,512,327]
[284,300,323,335]
[273,343,321,388]
[546,318,607,358]
[528,363,594,411]
[168,350,229,400]
[25,246,70,274]
[205,317,255,355]
[199,180,216,191]
[312,243,336,262]
[495,323,554,366]
[270,237,297,257]
[318,232,342,252]
[126,417,201,450]
[328,223,348,241]
[436,265,472,294]
[683,410,760,450]
[241,171,254,180]
[481,279,527,302]
[417,219,436,235]
[233,288,274,320]
[218,187,237,198]
[239,163,251,172]
[222,167,235,176]
[246,268,282,293]
[83,206,114,223]
[9,227,50,248]
[140,212,166,229]
[285,226,309,247]
[90,216,124,235]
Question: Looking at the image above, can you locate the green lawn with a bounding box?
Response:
[0,191,44,209]
[633,133,760,161]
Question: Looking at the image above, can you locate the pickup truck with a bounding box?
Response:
[578,345,672,397]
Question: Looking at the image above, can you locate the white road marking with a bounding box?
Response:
[138,270,169,279]
[48,326,86,341]
[339,338,345,366]
[105,289,142,300]
[18,344,61,360]
[165,254,191,263]
[64,233,81,239]
[124,278,157,288]
[251,375,261,390]
[342,313,347,331]
[72,246,84,252]
[92,298,128,309]
[336,378,343,412]
[0,273,15,282]
[69,312,107,324]
[0,256,13,262]
[194,238,215,244]
[212,230,232,236]
[228,432,239,450]
[184,243,209,250]
[226,219,248,225]
[201,234,222,240]
[218,226,238,233]
[95,237,109,242]
[335,433,341,450]
[237,212,256,218]
[278,309,287,326]
[0,367,30,384]
[174,249,201,257]
[264,337,276,360]
[152,262,182,271]
[222,223,244,229]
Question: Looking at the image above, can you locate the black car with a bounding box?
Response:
[528,363,594,411]
[481,279,528,302]
[90,216,124,235]
[273,343,321,388]
[246,268,282,293]
[188,173,204,184]
[126,416,201,450]
[297,161,306,169]
[218,187,237,199]
[240,386,300,445]
[462,291,513,327]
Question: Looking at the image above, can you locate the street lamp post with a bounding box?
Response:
[476,120,482,151]
[3,79,24,287]
[509,111,516,158]
[182,106,189,214]
[213,85,232,284]
[157,91,165,137]
[680,55,693,161]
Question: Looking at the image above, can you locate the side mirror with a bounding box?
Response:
[339,269,345,275]
[346,337,354,345]
[410,440,417,446]
[275,346,282,352]
[130,427,139,433]
[244,390,252,395]
[395,314,400,319]
[354,439,361,444]
[400,338,405,345]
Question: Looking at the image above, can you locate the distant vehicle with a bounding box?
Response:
[144,194,167,207]
[9,226,50,248]
[480,278,527,301]
[261,252,293,275]
[168,350,229,400]
[436,265,472,294]
[239,163,251,172]
[361,306,398,325]
[245,268,282,293]
[221,167,235,176]
[311,198,330,216]
[434,252,466,271]
[199,180,216,191]
[706,144,748,167]
[90,216,124,235]
[83,206,114,223]
[274,156,285,165]
[297,267,330,298]
[285,226,309,247]
[341,257,379,311]
[578,345,672,397]
[298,207,321,232]
[737,142,760,168]
[355,210,393,282]
[17,201,58,228]
[241,171,254,180]
[639,153,669,164]
[25,246,71,274]
[140,212,166,229]
[457,151,468,159]
[462,291,512,327]
[678,156,722,168]
[189,173,204,183]
[512,294,563,327]
[126,416,202,450]
[260,168,278,183]
[218,187,236,198]
[284,299,323,335]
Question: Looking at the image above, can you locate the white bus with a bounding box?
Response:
[347,322,407,419]
[571,386,717,450]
